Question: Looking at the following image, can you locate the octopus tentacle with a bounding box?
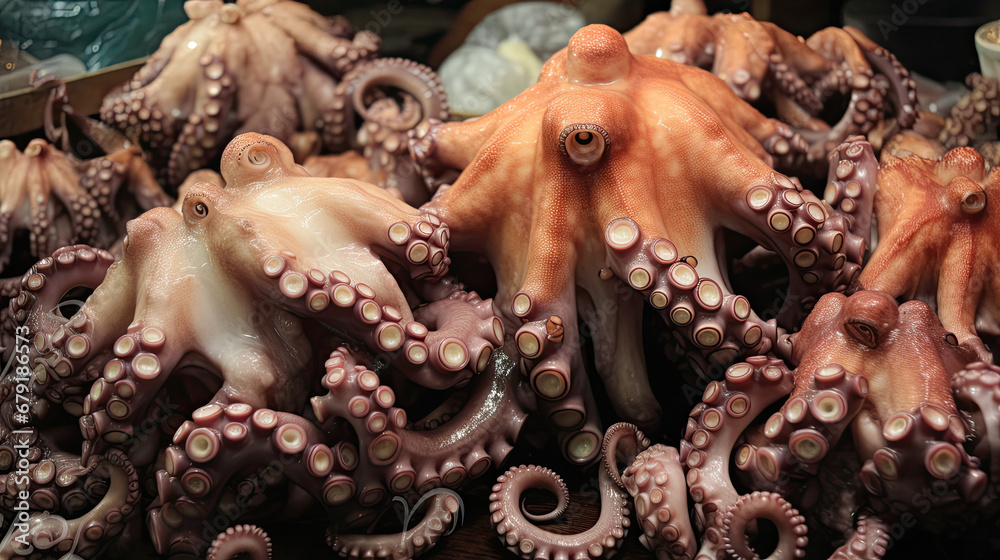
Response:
[720,491,808,560]
[821,136,877,254]
[768,28,883,161]
[259,254,496,389]
[264,4,379,77]
[603,218,771,362]
[327,58,448,151]
[843,26,918,130]
[311,346,528,502]
[148,404,349,557]
[328,491,462,559]
[681,357,795,535]
[506,283,604,465]
[734,165,866,325]
[828,513,889,560]
[576,274,660,432]
[951,362,1000,504]
[78,328,183,462]
[327,58,449,204]
[621,444,697,560]
[741,364,868,492]
[858,400,986,514]
[939,74,1000,148]
[709,13,775,101]
[207,524,272,560]
[2,449,140,558]
[165,49,235,187]
[407,119,463,193]
[3,246,116,434]
[489,423,646,560]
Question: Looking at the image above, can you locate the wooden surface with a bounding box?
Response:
[0,57,145,138]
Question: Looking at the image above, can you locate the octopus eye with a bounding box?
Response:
[248,148,270,167]
[183,194,213,224]
[944,333,959,346]
[559,123,610,167]
[845,319,879,348]
[961,189,986,214]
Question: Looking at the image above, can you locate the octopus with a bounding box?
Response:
[408,23,873,453]
[939,74,1000,152]
[682,291,993,560]
[99,0,447,193]
[0,133,518,558]
[488,291,999,560]
[623,0,918,163]
[859,147,999,361]
[0,81,170,280]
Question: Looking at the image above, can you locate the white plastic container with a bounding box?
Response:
[976,20,1000,79]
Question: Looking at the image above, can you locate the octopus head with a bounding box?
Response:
[220,132,304,187]
[566,24,632,85]
[838,291,899,350]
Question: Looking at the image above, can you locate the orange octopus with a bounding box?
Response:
[860,147,1000,361]
[409,24,873,458]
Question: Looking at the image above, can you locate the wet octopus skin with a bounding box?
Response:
[150,346,529,559]
[0,129,169,279]
[859,146,1000,362]
[623,0,918,164]
[682,291,989,560]
[99,0,383,186]
[408,23,873,454]
[491,291,993,560]
[0,133,509,557]
[99,0,449,199]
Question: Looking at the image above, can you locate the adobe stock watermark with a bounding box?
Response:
[877,0,936,40]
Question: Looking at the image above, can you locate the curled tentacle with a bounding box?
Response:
[207,524,272,560]
[328,491,463,559]
[327,58,449,151]
[843,26,918,130]
[325,58,449,205]
[720,491,808,560]
[488,423,647,559]
[1,449,140,558]
[489,465,629,560]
